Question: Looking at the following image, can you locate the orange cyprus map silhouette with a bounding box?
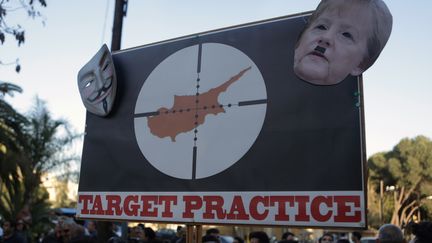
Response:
[147,66,252,142]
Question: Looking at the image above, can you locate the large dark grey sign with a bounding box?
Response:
[77,13,367,228]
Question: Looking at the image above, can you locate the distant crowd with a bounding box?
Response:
[1,217,432,243]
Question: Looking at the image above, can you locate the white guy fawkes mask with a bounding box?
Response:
[77,44,117,116]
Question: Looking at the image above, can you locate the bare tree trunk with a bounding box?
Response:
[390,178,422,227]
[391,188,402,226]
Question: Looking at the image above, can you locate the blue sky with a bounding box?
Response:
[1,1,432,157]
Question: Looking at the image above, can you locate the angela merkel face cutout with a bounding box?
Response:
[294,3,371,85]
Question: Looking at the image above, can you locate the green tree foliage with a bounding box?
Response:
[0,87,28,200]
[0,81,23,97]
[368,136,432,227]
[0,0,47,72]
[0,2,71,238]
[0,95,78,235]
[19,98,79,205]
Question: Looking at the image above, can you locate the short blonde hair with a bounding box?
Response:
[305,0,393,70]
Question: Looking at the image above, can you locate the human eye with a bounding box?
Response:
[315,24,327,30]
[342,32,354,40]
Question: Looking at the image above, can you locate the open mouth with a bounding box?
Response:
[314,45,326,54]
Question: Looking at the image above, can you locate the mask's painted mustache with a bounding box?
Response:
[314,46,326,54]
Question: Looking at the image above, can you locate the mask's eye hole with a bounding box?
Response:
[101,59,113,78]
[103,61,110,71]
[82,74,95,88]
[85,80,93,88]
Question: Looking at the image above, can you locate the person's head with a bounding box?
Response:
[132,226,145,240]
[202,234,220,243]
[278,240,298,243]
[15,219,25,231]
[282,232,295,241]
[70,223,86,240]
[233,236,244,243]
[377,224,404,243]
[336,240,350,243]
[144,227,156,241]
[108,236,126,243]
[61,217,77,242]
[54,221,63,239]
[249,231,270,243]
[351,232,361,242]
[178,226,186,239]
[408,221,432,243]
[86,220,97,233]
[206,228,220,237]
[319,233,334,243]
[78,44,117,116]
[2,220,15,237]
[293,0,393,85]
[176,226,184,237]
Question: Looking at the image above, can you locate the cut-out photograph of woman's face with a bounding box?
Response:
[293,0,393,86]
[77,44,117,116]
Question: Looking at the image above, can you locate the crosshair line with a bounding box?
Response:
[192,146,197,180]
[192,43,203,180]
[134,98,268,118]
[238,99,267,106]
[134,111,160,118]
[193,43,203,146]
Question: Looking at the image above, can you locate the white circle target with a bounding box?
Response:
[134,43,267,179]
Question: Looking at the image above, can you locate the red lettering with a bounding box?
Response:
[78,193,363,225]
[270,196,295,221]
[105,195,122,216]
[334,196,361,222]
[124,195,140,216]
[294,196,310,221]
[203,196,226,219]
[183,196,202,218]
[159,196,177,218]
[227,196,249,220]
[250,196,269,220]
[140,196,158,217]
[90,195,105,215]
[311,196,333,222]
[78,195,93,214]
